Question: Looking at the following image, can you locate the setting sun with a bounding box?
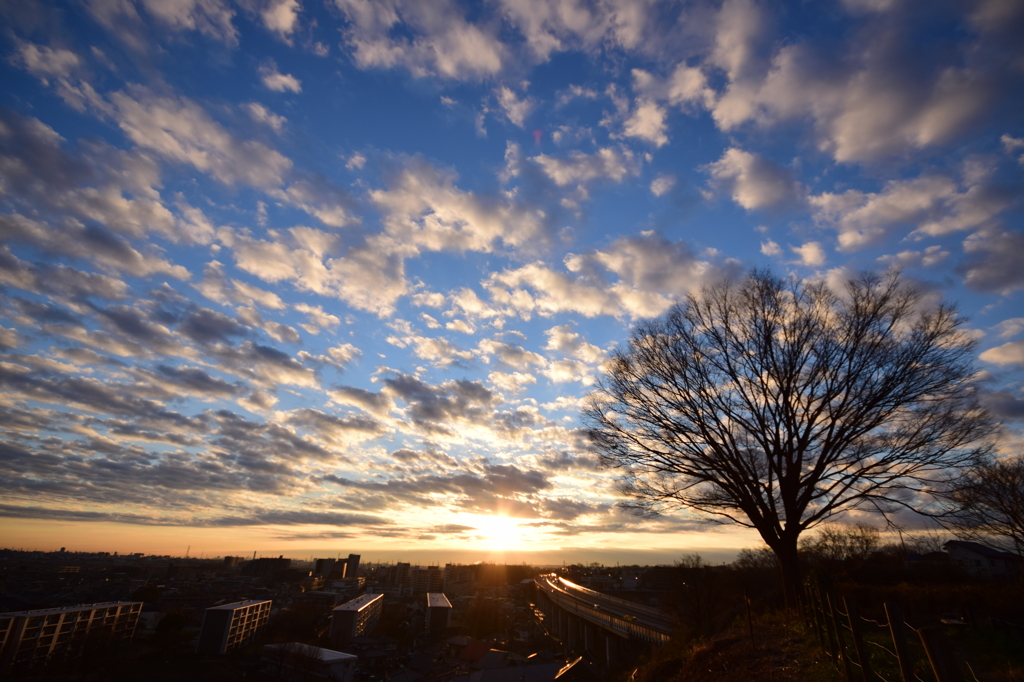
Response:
[470,515,526,551]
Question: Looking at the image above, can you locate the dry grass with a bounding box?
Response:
[627,611,839,682]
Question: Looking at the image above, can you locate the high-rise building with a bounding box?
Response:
[345,554,360,579]
[196,599,271,654]
[425,593,452,633]
[413,565,444,594]
[443,564,476,596]
[241,557,290,579]
[314,558,336,577]
[329,593,383,646]
[0,601,142,673]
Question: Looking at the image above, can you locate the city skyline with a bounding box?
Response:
[2,0,1023,561]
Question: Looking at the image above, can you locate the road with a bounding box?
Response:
[534,574,674,644]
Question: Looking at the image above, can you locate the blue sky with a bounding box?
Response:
[1,0,1022,562]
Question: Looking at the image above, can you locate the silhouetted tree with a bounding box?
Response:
[944,455,1024,556]
[586,269,993,603]
[800,523,880,563]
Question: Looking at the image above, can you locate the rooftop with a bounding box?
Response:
[333,593,383,612]
[0,601,142,618]
[208,599,272,610]
[263,643,357,663]
[427,592,452,609]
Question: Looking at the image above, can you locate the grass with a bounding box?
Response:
[625,610,840,682]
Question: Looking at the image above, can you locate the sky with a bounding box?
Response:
[1,0,1023,564]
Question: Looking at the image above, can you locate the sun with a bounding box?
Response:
[471,514,525,550]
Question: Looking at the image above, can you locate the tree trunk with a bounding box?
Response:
[774,538,802,610]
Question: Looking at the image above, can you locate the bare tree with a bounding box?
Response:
[944,455,1024,556]
[585,269,993,602]
[800,523,880,563]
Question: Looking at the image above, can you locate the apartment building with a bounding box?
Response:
[196,599,272,654]
[329,593,383,646]
[0,601,142,672]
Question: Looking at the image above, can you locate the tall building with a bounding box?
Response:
[413,565,444,594]
[0,601,142,673]
[314,558,336,577]
[329,593,383,646]
[443,563,476,596]
[196,599,271,654]
[241,556,290,580]
[345,554,360,579]
[425,593,452,633]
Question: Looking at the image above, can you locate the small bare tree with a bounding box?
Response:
[586,269,993,603]
[944,455,1024,556]
[800,523,880,562]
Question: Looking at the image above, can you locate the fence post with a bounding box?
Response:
[827,592,853,682]
[884,602,915,682]
[818,582,839,665]
[806,584,826,650]
[918,627,965,682]
[744,589,756,650]
[843,596,874,682]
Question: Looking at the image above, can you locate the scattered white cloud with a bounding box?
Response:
[650,174,676,197]
[811,170,1011,251]
[333,0,504,79]
[531,147,640,187]
[980,341,1024,367]
[496,86,533,127]
[622,100,668,147]
[246,102,287,132]
[791,241,827,268]
[707,148,801,210]
[259,61,302,92]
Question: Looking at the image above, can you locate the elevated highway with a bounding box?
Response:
[533,574,674,666]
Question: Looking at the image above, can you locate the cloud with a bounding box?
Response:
[710,27,996,162]
[960,229,1024,295]
[810,169,1012,251]
[706,148,801,211]
[486,231,738,320]
[478,338,546,370]
[791,241,827,268]
[1,214,189,281]
[84,0,238,50]
[544,325,603,365]
[622,100,668,146]
[333,0,504,79]
[496,86,533,127]
[252,0,301,40]
[877,245,950,269]
[0,110,219,248]
[269,174,359,227]
[488,371,537,394]
[370,158,552,254]
[246,102,287,132]
[498,0,664,62]
[109,86,292,188]
[12,40,82,80]
[259,61,302,92]
[530,147,640,187]
[980,341,1024,366]
[980,389,1024,421]
[194,261,286,310]
[650,174,676,197]
[222,229,408,315]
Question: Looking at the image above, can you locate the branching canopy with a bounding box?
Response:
[585,269,993,579]
[944,455,1024,556]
